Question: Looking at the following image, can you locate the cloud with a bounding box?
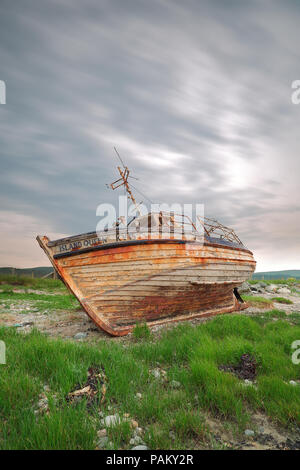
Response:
[0,211,67,267]
[0,0,299,271]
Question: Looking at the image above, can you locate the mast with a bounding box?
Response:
[109,149,142,216]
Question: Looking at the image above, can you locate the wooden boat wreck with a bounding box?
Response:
[37,159,256,336]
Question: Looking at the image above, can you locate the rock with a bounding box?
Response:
[256,287,265,293]
[152,369,161,379]
[170,380,181,389]
[243,379,253,386]
[97,429,107,438]
[245,429,255,437]
[259,282,267,288]
[277,287,291,294]
[238,282,251,294]
[135,427,143,436]
[97,436,109,449]
[265,284,277,293]
[131,420,139,428]
[136,393,142,399]
[258,426,265,434]
[130,436,144,446]
[101,414,121,427]
[289,380,298,386]
[169,431,176,440]
[74,332,87,340]
[131,445,148,450]
[35,393,50,415]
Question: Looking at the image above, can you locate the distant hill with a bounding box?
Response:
[253,270,300,280]
[0,267,53,278]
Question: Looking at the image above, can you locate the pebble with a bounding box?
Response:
[277,287,291,294]
[101,414,121,427]
[97,429,107,438]
[265,284,277,293]
[245,429,255,437]
[152,369,161,379]
[258,426,265,434]
[136,393,142,399]
[131,420,139,428]
[289,380,298,386]
[243,379,253,386]
[74,332,87,340]
[169,431,176,440]
[170,380,181,389]
[130,436,144,446]
[131,445,148,450]
[97,436,109,449]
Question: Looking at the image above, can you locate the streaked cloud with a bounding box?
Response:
[0,0,299,270]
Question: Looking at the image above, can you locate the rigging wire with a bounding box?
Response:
[127,181,156,205]
[114,146,125,168]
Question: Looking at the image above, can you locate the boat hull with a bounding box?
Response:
[37,237,256,336]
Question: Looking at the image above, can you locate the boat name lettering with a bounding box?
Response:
[58,237,102,252]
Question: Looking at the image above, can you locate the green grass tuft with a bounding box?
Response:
[242,295,274,308]
[133,322,151,340]
[271,297,293,305]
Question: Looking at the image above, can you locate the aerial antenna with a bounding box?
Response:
[109,148,143,216]
[114,146,125,168]
[113,147,139,180]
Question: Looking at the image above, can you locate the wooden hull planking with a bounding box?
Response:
[37,236,256,336]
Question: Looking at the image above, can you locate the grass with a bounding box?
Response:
[0,274,64,290]
[272,297,293,305]
[133,322,151,340]
[0,277,79,313]
[241,295,274,309]
[0,290,79,312]
[0,311,299,449]
[249,278,299,287]
[0,275,299,449]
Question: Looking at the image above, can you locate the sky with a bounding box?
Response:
[0,0,299,272]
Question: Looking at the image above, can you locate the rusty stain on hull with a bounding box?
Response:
[37,235,256,336]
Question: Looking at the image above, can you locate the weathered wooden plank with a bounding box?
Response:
[58,245,253,267]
